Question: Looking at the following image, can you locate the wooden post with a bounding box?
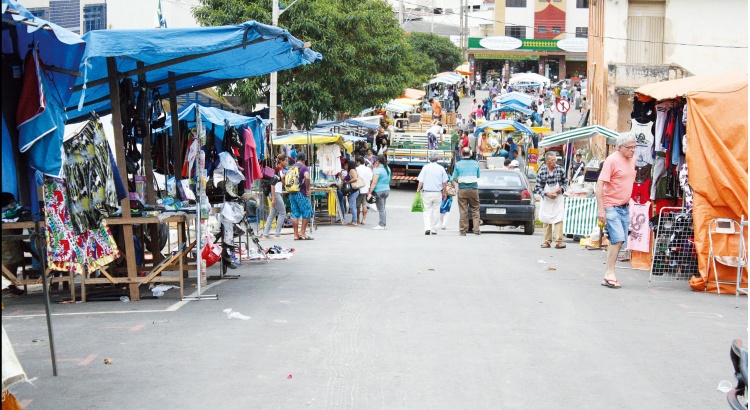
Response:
[138,64,163,265]
[106,57,140,301]
[169,72,182,185]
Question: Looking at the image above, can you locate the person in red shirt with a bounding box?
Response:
[596,133,638,288]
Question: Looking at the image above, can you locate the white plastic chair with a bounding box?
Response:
[707,218,748,295]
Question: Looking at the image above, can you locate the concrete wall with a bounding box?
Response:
[663,0,748,75]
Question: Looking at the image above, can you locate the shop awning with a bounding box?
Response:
[510,73,550,86]
[635,72,747,101]
[474,120,535,137]
[65,20,322,121]
[383,101,416,114]
[538,125,619,148]
[393,98,422,106]
[159,103,267,130]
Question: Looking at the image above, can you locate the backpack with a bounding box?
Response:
[284,165,301,193]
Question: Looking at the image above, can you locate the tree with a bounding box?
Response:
[194,0,417,130]
[407,32,463,74]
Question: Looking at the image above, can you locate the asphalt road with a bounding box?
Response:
[3,183,747,409]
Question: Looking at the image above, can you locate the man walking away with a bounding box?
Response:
[452,147,481,236]
[287,152,314,240]
[453,89,461,112]
[355,156,373,225]
[596,134,637,289]
[535,152,566,249]
[417,152,448,235]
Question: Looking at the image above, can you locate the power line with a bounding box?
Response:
[396,0,748,49]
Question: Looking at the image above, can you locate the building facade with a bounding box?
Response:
[467,0,590,83]
[587,0,748,133]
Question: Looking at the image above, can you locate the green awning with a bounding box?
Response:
[539,125,619,147]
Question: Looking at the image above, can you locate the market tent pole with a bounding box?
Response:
[168,72,183,185]
[106,56,140,300]
[33,219,57,376]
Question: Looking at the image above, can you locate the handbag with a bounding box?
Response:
[351,177,365,190]
[445,183,457,197]
[262,166,276,180]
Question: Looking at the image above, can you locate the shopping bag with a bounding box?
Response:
[411,191,424,212]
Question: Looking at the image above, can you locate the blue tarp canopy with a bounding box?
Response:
[496,92,533,107]
[489,104,533,116]
[155,103,269,160]
[315,119,380,131]
[474,120,535,137]
[2,0,86,198]
[65,20,322,121]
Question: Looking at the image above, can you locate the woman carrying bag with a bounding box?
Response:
[341,160,362,226]
[262,154,288,239]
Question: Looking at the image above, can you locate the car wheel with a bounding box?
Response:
[524,220,535,235]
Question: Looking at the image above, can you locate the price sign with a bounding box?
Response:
[556,99,571,113]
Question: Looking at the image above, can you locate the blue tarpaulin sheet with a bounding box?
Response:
[66,20,322,121]
[156,103,269,160]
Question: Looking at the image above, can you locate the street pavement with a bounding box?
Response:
[2,92,746,409]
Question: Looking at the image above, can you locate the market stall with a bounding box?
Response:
[634,72,748,293]
[539,125,619,238]
[2,11,322,305]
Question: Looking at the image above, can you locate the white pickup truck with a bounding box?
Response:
[387,132,453,185]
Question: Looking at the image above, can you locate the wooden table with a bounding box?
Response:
[1,214,194,302]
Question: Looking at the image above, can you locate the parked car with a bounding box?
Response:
[477,169,535,234]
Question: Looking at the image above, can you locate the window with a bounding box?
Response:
[537,26,547,34]
[577,0,589,8]
[576,27,588,38]
[83,4,107,34]
[27,8,49,20]
[505,26,527,39]
[552,27,561,34]
[507,0,527,6]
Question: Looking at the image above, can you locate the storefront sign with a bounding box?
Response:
[519,39,560,51]
[565,55,588,61]
[478,36,523,51]
[557,38,589,53]
[473,53,539,61]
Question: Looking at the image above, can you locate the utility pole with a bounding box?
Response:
[399,0,403,26]
[431,0,434,34]
[459,0,463,52]
[270,0,279,140]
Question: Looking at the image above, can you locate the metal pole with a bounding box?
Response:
[270,0,280,148]
[399,0,403,26]
[34,217,57,376]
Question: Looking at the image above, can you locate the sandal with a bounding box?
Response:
[601,279,621,289]
[554,242,566,249]
[540,242,551,248]
[300,236,314,240]
[347,222,357,227]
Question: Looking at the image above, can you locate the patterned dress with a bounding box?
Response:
[62,120,119,234]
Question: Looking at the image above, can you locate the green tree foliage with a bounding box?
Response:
[407,32,463,74]
[194,0,417,130]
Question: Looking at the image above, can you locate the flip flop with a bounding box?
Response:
[541,242,551,248]
[300,236,314,240]
[555,243,567,249]
[601,279,621,289]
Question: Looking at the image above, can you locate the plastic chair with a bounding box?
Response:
[707,218,748,295]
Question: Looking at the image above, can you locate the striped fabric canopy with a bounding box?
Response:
[538,125,619,147]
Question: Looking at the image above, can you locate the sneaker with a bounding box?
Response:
[425,230,431,235]
[372,226,385,230]
[441,226,446,230]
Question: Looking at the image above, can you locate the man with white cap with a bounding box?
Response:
[509,159,520,171]
[416,152,448,235]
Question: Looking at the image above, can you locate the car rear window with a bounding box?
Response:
[478,171,524,188]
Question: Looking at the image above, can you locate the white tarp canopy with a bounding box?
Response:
[510,73,551,86]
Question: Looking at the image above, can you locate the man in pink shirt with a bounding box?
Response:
[596,134,637,288]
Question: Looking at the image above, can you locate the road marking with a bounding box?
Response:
[19,399,32,407]
[130,324,145,332]
[3,280,226,318]
[78,354,98,366]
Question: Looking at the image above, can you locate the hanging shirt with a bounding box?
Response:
[631,120,655,167]
[242,127,262,189]
[654,102,670,153]
[628,200,651,252]
[318,144,342,176]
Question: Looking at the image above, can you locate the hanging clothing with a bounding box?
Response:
[16,46,66,177]
[242,127,262,189]
[62,118,119,234]
[318,144,342,176]
[671,108,683,166]
[1,116,18,198]
[679,163,693,211]
[654,102,670,154]
[44,177,120,274]
[217,152,246,186]
[628,199,651,253]
[631,120,654,167]
[182,135,200,178]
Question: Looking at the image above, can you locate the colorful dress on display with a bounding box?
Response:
[44,178,120,274]
[62,120,119,234]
